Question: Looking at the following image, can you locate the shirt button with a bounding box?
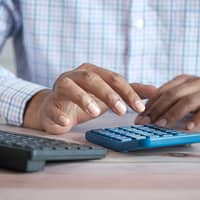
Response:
[134,19,144,30]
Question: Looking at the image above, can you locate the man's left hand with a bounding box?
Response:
[135,74,200,131]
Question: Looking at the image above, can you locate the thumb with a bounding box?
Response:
[130,83,158,99]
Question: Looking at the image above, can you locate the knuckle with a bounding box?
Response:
[105,93,120,106]
[166,112,176,122]
[164,90,177,100]
[109,72,124,84]
[56,77,72,91]
[125,89,137,104]
[77,93,90,107]
[81,71,98,82]
[192,77,200,83]
[175,74,196,82]
[60,77,72,86]
[182,96,194,106]
[78,63,91,70]
[176,74,189,79]
[180,106,189,115]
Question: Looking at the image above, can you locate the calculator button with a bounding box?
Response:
[120,127,135,132]
[162,134,174,137]
[153,130,167,136]
[123,133,146,140]
[96,130,130,142]
[149,135,160,139]
[136,126,154,133]
[176,133,187,136]
[138,132,152,137]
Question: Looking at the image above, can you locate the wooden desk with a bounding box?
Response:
[1,113,200,200]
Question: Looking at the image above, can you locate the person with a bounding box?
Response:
[0,1,200,134]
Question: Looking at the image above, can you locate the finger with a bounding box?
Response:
[77,63,145,113]
[43,118,73,134]
[186,110,200,131]
[54,77,101,117]
[142,77,200,123]
[154,92,200,127]
[132,83,158,123]
[76,96,108,123]
[45,103,74,129]
[142,74,194,116]
[67,70,128,115]
[130,83,158,99]
[135,75,195,124]
[158,74,193,93]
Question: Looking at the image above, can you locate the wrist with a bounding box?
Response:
[23,89,50,130]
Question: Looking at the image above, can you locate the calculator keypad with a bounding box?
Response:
[86,124,200,152]
[92,125,183,142]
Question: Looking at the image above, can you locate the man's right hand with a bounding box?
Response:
[23,63,157,134]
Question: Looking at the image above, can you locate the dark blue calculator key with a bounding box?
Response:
[152,130,168,136]
[165,130,180,135]
[146,125,166,131]
[122,128,145,135]
[105,128,120,132]
[149,135,160,139]
[139,132,152,137]
[134,129,147,135]
[112,135,132,142]
[95,130,115,137]
[117,130,133,136]
[119,137,132,142]
[109,129,131,136]
[119,132,137,138]
[136,126,154,133]
[124,133,146,140]
[176,133,187,136]
[134,135,146,140]
[162,134,174,137]
[98,131,130,141]
[153,126,171,132]
[120,127,135,132]
[129,126,141,131]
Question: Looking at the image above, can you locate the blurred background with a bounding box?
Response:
[0,39,15,74]
[0,39,15,123]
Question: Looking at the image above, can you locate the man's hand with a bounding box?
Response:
[24,63,157,134]
[135,74,200,131]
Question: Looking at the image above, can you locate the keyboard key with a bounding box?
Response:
[0,130,107,172]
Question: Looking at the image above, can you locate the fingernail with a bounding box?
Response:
[87,101,101,116]
[59,116,70,126]
[135,100,145,112]
[187,122,195,130]
[155,118,167,127]
[115,100,127,114]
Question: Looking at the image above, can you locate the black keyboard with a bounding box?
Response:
[0,130,107,172]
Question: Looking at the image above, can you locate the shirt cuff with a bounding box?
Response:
[0,78,47,126]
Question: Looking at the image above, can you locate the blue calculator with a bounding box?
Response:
[85,124,200,152]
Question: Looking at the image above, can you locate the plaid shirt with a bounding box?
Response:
[1,0,200,126]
